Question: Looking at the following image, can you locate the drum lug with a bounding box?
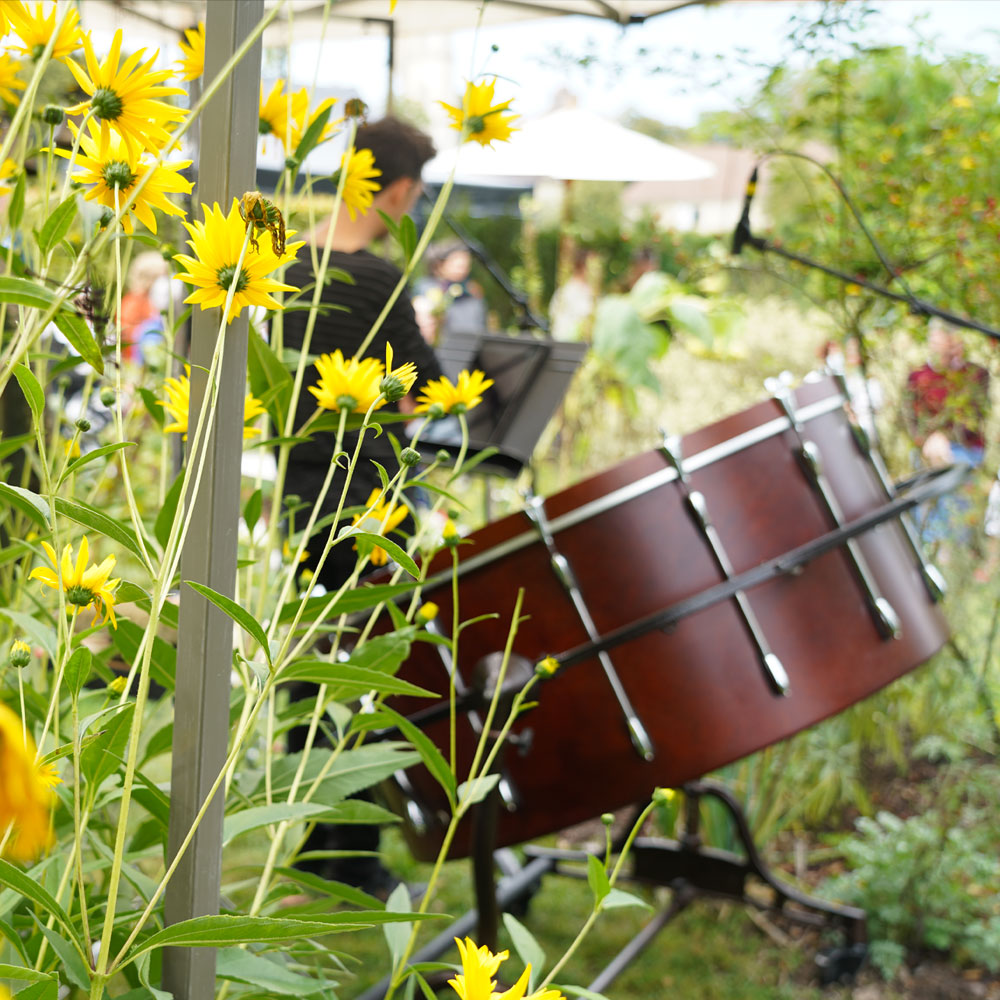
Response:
[772,385,904,641]
[661,432,791,697]
[523,492,656,762]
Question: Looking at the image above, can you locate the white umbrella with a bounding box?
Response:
[424,107,716,184]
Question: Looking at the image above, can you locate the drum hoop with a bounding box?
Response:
[424,392,846,591]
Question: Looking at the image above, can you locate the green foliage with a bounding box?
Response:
[823,809,1000,978]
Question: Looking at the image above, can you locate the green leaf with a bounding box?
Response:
[601,887,652,910]
[0,430,33,461]
[376,209,400,242]
[347,531,419,577]
[154,469,184,550]
[37,195,78,254]
[216,946,336,996]
[61,441,135,483]
[365,705,455,806]
[11,981,58,1000]
[586,854,610,906]
[53,309,104,374]
[0,859,81,948]
[109,619,175,693]
[248,326,292,427]
[80,702,135,790]
[185,581,271,666]
[53,496,148,565]
[560,987,612,1000]
[12,363,44,423]
[8,171,25,229]
[399,214,417,264]
[137,386,165,427]
[129,913,413,959]
[64,646,92,698]
[0,276,56,309]
[32,919,89,990]
[276,661,436,700]
[0,482,50,528]
[503,912,546,990]
[383,882,411,967]
[244,488,262,533]
[456,772,501,807]
[0,964,52,983]
[292,103,334,164]
[276,581,417,626]
[350,631,413,674]
[222,802,332,846]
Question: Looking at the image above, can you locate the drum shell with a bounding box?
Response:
[387,378,949,860]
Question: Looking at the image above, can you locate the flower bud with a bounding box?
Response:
[442,519,460,548]
[42,104,64,126]
[400,447,421,467]
[652,787,676,806]
[9,640,30,669]
[108,675,128,695]
[436,449,450,463]
[283,494,301,508]
[379,373,408,403]
[98,208,114,230]
[75,418,91,432]
[284,155,300,171]
[601,812,614,827]
[99,387,116,406]
[416,602,438,623]
[344,97,368,120]
[427,402,446,420]
[535,655,559,677]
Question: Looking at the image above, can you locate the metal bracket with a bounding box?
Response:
[771,386,902,640]
[660,434,790,696]
[522,493,655,761]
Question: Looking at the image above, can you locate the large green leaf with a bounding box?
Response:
[276,581,418,626]
[364,706,455,807]
[185,581,270,666]
[349,631,413,675]
[276,661,436,700]
[11,364,44,423]
[153,468,184,551]
[64,646,92,698]
[503,913,547,991]
[216,946,335,996]
[0,482,50,528]
[36,195,78,254]
[32,920,89,990]
[221,802,332,846]
[61,441,135,483]
[53,309,104,375]
[292,103,334,165]
[0,276,56,309]
[80,702,135,790]
[349,532,419,578]
[247,326,292,427]
[0,859,80,948]
[53,496,149,565]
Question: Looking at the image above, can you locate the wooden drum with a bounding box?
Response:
[386,376,949,859]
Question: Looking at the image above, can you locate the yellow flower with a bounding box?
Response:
[960,155,976,170]
[107,675,128,695]
[309,349,386,414]
[258,79,306,153]
[29,535,120,628]
[157,366,267,440]
[65,28,187,161]
[36,762,61,788]
[0,50,26,106]
[535,656,559,677]
[6,0,82,62]
[172,198,303,322]
[0,701,55,862]
[282,539,310,563]
[351,488,409,566]
[416,602,438,623]
[176,21,204,82]
[0,158,17,197]
[380,342,417,402]
[63,437,81,457]
[415,369,494,417]
[951,95,972,109]
[56,120,192,235]
[337,147,381,220]
[448,937,565,1000]
[441,79,518,147]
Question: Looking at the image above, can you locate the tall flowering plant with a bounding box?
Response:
[0,4,655,998]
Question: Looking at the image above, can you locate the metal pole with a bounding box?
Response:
[163,3,263,998]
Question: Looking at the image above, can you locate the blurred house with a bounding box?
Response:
[623,144,766,235]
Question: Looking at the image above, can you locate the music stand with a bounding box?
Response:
[412,332,587,477]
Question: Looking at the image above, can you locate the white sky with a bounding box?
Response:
[291,1,1000,128]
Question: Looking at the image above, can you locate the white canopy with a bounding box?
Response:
[424,106,717,184]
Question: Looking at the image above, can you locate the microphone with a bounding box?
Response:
[731,166,759,256]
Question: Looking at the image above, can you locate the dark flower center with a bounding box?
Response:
[91,87,124,122]
[216,263,248,294]
[102,160,135,191]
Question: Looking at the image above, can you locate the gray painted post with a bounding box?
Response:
[163,3,264,998]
